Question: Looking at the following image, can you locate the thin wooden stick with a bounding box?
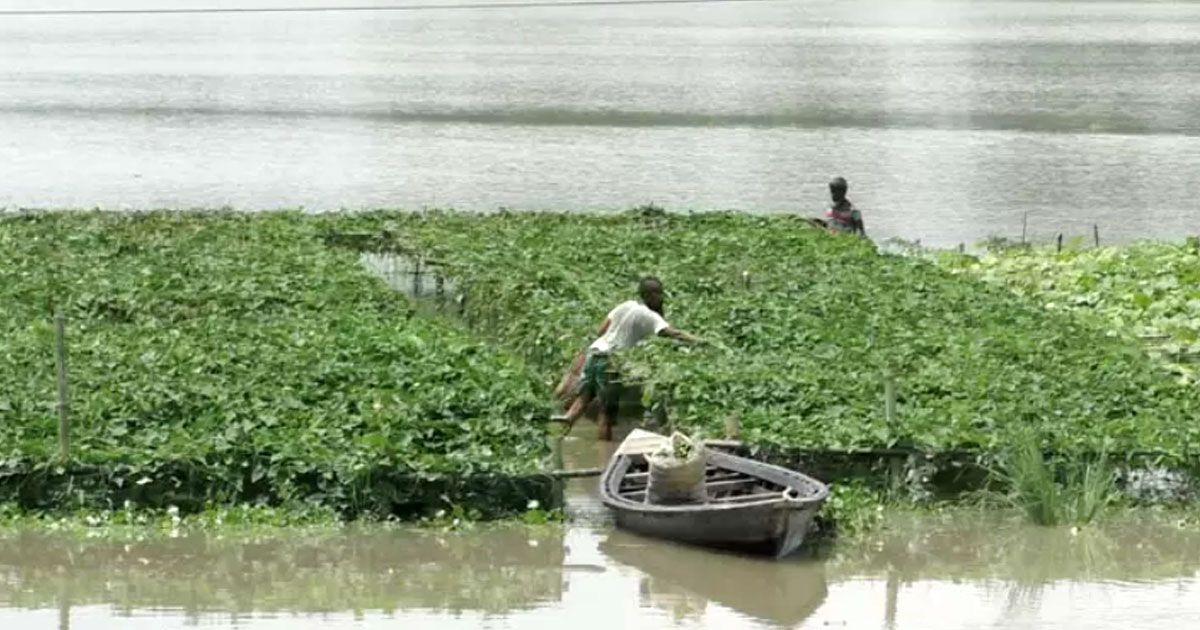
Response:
[1093,224,1100,248]
[411,258,422,297]
[1056,233,1063,253]
[884,372,897,427]
[549,467,602,479]
[55,311,70,461]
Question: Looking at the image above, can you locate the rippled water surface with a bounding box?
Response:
[1,0,1198,245]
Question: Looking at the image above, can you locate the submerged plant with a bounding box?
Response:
[820,481,886,537]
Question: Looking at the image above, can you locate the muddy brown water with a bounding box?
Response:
[3,436,1200,629]
[4,0,1200,247]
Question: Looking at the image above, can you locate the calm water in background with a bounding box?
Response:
[0,0,1198,246]
[2,437,1200,630]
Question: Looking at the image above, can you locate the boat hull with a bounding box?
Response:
[600,445,829,558]
[611,500,819,557]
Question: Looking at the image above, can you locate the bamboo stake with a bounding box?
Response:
[1093,224,1100,248]
[724,414,741,440]
[1056,233,1063,253]
[411,258,422,297]
[549,467,602,479]
[883,372,897,427]
[55,311,70,461]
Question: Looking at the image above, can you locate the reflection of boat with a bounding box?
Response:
[600,530,828,627]
[599,431,829,558]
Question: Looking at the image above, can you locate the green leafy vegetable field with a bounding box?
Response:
[333,210,1200,460]
[0,212,556,517]
[933,240,1200,385]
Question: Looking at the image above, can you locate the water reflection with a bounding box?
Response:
[601,531,828,627]
[825,514,1200,630]
[1,513,1200,629]
[0,526,565,618]
[829,513,1200,583]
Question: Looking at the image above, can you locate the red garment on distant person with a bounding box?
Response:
[825,199,860,233]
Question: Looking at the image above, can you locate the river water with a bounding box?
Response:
[2,436,1200,629]
[1,0,1198,246]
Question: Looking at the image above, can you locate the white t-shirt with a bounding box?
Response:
[589,300,670,354]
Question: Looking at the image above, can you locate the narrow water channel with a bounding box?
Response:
[2,434,1199,629]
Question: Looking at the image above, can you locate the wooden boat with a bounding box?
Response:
[599,430,829,558]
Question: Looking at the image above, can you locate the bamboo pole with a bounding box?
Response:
[1056,233,1063,253]
[724,414,741,440]
[549,467,602,479]
[1093,224,1100,248]
[411,258,422,297]
[54,311,70,461]
[883,372,897,427]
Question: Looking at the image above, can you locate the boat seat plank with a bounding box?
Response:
[708,491,785,503]
[704,478,764,492]
[618,483,768,501]
[619,472,747,491]
[615,490,784,504]
[624,466,720,481]
[619,477,768,497]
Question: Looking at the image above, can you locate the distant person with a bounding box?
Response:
[825,176,866,237]
[554,276,706,441]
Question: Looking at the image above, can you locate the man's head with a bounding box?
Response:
[638,276,665,315]
[829,176,848,203]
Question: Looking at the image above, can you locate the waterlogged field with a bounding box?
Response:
[4,211,1199,520]
[0,212,556,517]
[333,211,1200,461]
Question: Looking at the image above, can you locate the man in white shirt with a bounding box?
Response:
[557,276,705,440]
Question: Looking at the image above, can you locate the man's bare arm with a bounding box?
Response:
[658,326,705,345]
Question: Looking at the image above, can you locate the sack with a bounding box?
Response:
[646,432,707,504]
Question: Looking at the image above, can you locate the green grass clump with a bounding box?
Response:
[993,434,1119,526]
